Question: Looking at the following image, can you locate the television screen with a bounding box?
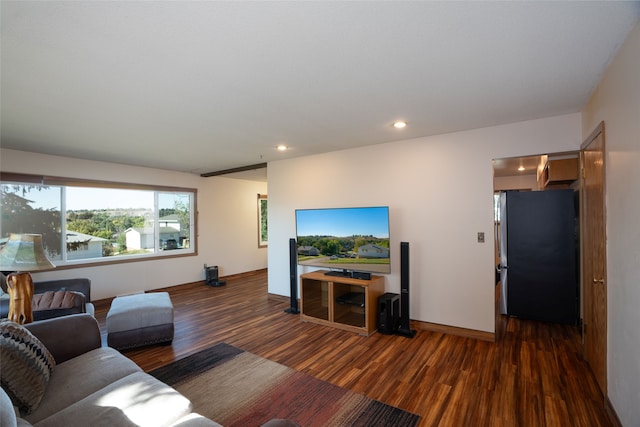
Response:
[295,206,390,275]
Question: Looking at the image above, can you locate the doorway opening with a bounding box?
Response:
[492,151,580,340]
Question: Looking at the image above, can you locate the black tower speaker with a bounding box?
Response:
[397,241,416,337]
[378,293,400,334]
[285,238,300,314]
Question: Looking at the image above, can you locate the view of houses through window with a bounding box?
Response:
[0,178,195,265]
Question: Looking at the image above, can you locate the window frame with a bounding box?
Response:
[0,172,197,270]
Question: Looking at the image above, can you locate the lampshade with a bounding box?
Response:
[0,233,55,272]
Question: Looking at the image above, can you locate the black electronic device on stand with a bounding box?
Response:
[204,264,226,287]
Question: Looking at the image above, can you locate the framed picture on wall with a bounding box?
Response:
[258,194,268,248]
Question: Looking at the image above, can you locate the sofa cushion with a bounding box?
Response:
[25,347,142,424]
[1,386,18,427]
[32,291,84,311]
[33,372,193,427]
[0,320,56,415]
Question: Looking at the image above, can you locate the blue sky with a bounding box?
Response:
[11,186,154,210]
[296,206,389,238]
[66,188,153,210]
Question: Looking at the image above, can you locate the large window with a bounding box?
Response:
[0,173,196,266]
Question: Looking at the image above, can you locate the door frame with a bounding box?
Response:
[580,121,608,397]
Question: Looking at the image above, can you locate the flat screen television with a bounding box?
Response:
[295,206,390,276]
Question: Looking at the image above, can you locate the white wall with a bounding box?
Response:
[0,149,267,300]
[493,174,538,191]
[268,113,581,333]
[581,21,640,426]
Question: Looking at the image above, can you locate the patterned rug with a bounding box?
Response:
[149,343,420,427]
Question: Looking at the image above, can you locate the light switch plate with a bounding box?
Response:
[477,232,485,243]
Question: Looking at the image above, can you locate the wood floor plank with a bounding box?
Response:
[93,270,613,427]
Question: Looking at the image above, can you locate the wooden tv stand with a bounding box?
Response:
[300,270,384,336]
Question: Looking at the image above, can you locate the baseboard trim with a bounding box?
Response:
[220,268,268,281]
[267,293,290,304]
[151,268,269,290]
[412,319,495,342]
[266,303,495,342]
[605,396,623,427]
[170,268,495,343]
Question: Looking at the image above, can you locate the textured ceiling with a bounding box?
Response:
[1,1,638,176]
[493,155,543,178]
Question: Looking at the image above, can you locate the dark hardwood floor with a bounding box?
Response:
[93,270,611,427]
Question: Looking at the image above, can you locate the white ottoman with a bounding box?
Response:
[106,292,174,350]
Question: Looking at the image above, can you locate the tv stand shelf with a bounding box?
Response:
[300,270,384,336]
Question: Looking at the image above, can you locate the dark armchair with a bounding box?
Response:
[0,275,94,321]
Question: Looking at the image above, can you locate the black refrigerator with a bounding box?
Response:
[498,190,578,324]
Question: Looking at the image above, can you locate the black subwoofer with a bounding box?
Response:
[378,292,400,334]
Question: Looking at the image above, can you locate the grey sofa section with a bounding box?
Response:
[0,276,95,321]
[1,314,221,427]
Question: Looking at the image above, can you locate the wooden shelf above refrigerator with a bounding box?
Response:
[541,158,579,188]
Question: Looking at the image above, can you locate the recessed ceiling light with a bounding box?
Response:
[276,144,288,151]
[393,121,407,129]
[518,166,525,172]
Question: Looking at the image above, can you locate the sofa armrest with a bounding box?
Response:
[0,294,8,319]
[24,314,101,364]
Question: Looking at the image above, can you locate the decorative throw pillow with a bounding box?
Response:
[0,319,56,415]
[32,290,84,311]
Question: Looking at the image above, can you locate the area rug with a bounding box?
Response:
[149,342,420,427]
